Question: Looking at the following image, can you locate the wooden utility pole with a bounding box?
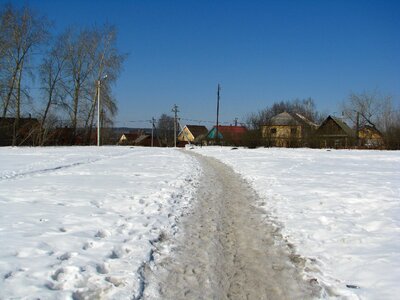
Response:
[172,104,179,147]
[216,84,221,144]
[151,117,156,147]
[97,80,101,146]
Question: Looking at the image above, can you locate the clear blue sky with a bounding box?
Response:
[5,0,400,128]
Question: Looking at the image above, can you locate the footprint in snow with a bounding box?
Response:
[58,252,75,261]
[4,271,13,279]
[96,262,110,274]
[82,241,94,250]
[95,229,110,238]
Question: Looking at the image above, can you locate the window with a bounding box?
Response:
[270,128,277,134]
[291,128,297,135]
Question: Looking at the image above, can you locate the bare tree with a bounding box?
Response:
[341,90,400,149]
[84,25,125,144]
[38,32,68,145]
[342,90,393,131]
[58,28,96,143]
[157,114,175,147]
[0,4,49,145]
[58,25,125,144]
[0,4,125,146]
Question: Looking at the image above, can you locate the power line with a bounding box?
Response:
[118,117,245,126]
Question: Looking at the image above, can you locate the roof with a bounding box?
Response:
[134,134,150,144]
[184,125,208,138]
[293,113,318,128]
[269,112,299,126]
[268,112,317,128]
[121,133,139,140]
[330,116,356,137]
[318,116,356,137]
[217,125,247,135]
[207,125,247,139]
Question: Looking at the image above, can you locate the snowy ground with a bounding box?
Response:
[1,146,399,299]
[192,146,400,300]
[0,147,200,299]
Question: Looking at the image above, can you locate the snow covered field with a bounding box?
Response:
[192,147,400,299]
[0,147,200,299]
[1,146,399,299]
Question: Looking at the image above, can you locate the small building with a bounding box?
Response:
[118,133,140,145]
[118,131,159,147]
[207,125,247,146]
[358,125,384,149]
[177,125,208,145]
[261,112,317,147]
[316,115,356,148]
[134,134,160,147]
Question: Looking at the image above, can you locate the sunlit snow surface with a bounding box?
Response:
[0,146,200,299]
[193,146,400,300]
[1,146,399,299]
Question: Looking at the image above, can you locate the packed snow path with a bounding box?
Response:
[144,152,319,299]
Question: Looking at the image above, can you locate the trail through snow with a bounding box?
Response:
[143,152,320,299]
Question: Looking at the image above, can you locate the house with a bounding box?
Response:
[358,125,384,149]
[0,117,41,146]
[261,112,317,147]
[118,133,140,145]
[315,115,356,148]
[177,125,208,145]
[207,125,247,146]
[118,130,159,146]
[134,134,160,147]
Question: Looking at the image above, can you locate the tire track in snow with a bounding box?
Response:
[143,152,321,299]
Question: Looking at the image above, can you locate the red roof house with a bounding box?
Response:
[207,125,247,145]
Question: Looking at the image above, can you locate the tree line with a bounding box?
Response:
[0,4,125,146]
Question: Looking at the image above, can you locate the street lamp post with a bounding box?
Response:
[97,75,107,146]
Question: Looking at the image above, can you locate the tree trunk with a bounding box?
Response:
[40,80,55,145]
[12,60,24,146]
[71,82,80,144]
[2,65,19,118]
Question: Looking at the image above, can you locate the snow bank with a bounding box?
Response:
[192,147,400,300]
[0,146,200,299]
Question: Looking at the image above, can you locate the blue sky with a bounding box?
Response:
[5,0,400,127]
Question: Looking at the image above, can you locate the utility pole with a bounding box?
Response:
[172,104,179,147]
[151,117,156,147]
[97,80,101,146]
[97,75,107,146]
[216,84,221,144]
